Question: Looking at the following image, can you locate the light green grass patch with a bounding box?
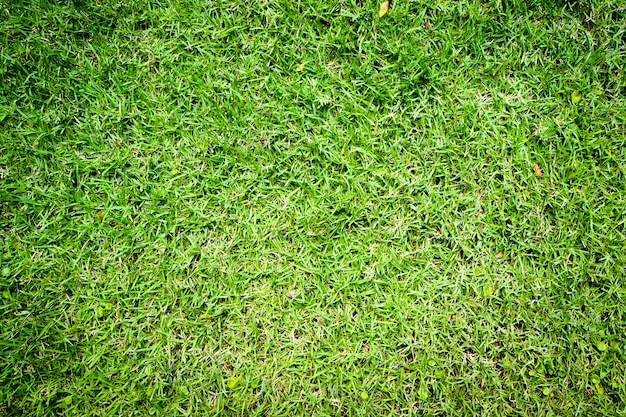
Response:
[1,0,625,415]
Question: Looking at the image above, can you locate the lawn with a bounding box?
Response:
[1,0,625,415]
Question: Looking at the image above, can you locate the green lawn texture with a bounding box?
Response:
[1,0,626,415]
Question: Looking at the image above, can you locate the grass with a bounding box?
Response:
[1,0,626,415]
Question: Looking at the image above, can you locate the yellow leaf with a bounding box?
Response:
[171,169,180,175]
[532,162,542,177]
[485,284,494,298]
[296,63,305,72]
[378,1,389,17]
[571,90,582,104]
[199,313,211,319]
[227,377,240,389]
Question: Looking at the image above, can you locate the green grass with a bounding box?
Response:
[1,0,626,415]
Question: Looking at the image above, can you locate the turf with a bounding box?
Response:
[1,0,626,415]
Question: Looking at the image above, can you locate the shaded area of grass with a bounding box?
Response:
[1,0,626,415]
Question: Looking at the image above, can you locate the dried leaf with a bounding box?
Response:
[496,251,503,259]
[532,162,542,177]
[378,1,389,17]
[96,210,103,220]
[287,290,296,299]
[296,63,305,72]
[424,20,430,29]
